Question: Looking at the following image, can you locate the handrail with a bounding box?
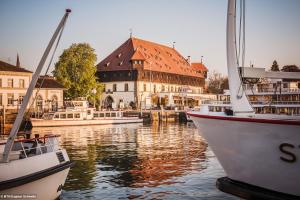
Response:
[0,135,60,145]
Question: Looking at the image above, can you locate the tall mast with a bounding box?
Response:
[2,9,71,163]
[226,0,254,115]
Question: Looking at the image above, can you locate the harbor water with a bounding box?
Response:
[32,122,238,200]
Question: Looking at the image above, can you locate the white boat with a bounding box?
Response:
[30,99,143,127]
[188,0,300,199]
[0,9,73,200]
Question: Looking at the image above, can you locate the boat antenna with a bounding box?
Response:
[2,9,71,163]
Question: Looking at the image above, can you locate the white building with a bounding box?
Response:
[0,60,64,112]
[97,37,208,109]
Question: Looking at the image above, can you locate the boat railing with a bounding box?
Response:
[0,135,61,161]
[201,100,231,105]
[246,88,300,93]
[250,101,300,105]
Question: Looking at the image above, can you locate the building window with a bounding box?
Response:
[113,84,117,92]
[143,84,147,92]
[162,85,165,92]
[18,94,25,105]
[154,84,156,93]
[19,79,25,88]
[0,79,2,87]
[124,83,129,92]
[7,93,14,105]
[283,83,288,88]
[0,94,2,105]
[8,79,13,88]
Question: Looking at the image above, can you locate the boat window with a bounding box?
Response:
[93,113,98,117]
[67,113,73,118]
[74,113,80,118]
[60,114,66,119]
[105,113,110,117]
[87,110,91,115]
[111,112,116,117]
[54,114,59,119]
[99,113,104,117]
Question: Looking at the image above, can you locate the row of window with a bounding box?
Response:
[0,93,25,106]
[0,78,25,88]
[111,83,129,92]
[106,83,202,94]
[142,84,202,94]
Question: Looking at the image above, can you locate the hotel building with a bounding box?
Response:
[96,37,208,109]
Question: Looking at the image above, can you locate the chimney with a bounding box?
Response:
[187,56,191,64]
[172,41,176,49]
[16,53,20,67]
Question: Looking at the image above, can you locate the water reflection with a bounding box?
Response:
[32,123,235,199]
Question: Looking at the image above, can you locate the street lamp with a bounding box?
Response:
[92,88,97,108]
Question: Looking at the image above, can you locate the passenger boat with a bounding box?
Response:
[188,0,300,199]
[30,99,143,127]
[0,10,73,200]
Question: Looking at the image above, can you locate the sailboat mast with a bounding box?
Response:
[226,0,254,115]
[2,9,71,163]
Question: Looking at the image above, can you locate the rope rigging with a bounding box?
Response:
[235,0,246,99]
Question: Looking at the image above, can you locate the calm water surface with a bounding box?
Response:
[32,123,238,200]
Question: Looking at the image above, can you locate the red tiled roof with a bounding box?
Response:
[35,76,65,89]
[0,60,32,73]
[131,50,146,60]
[191,63,208,72]
[97,37,207,78]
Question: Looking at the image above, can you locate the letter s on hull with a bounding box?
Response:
[279,143,296,163]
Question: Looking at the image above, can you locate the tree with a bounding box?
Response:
[281,65,300,72]
[270,60,279,71]
[207,71,229,94]
[53,43,103,101]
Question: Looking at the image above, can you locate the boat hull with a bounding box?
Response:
[190,113,300,196]
[0,150,73,200]
[31,118,143,127]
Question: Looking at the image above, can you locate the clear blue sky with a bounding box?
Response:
[1,0,300,75]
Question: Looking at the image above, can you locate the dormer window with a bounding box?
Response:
[117,53,122,58]
[119,61,123,66]
[105,62,110,67]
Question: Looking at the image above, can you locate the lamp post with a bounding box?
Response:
[92,88,97,108]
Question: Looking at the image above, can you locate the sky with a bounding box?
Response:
[0,0,300,75]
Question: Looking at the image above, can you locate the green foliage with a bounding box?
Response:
[271,60,279,71]
[53,43,104,100]
[281,65,300,72]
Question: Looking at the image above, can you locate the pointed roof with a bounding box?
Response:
[97,37,207,78]
[131,50,146,60]
[191,63,208,72]
[0,60,32,73]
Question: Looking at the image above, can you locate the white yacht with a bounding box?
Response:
[188,0,300,199]
[0,9,73,200]
[30,99,143,127]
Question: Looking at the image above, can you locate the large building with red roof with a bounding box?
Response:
[96,37,208,109]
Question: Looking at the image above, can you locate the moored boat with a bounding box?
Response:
[30,99,143,127]
[188,0,300,198]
